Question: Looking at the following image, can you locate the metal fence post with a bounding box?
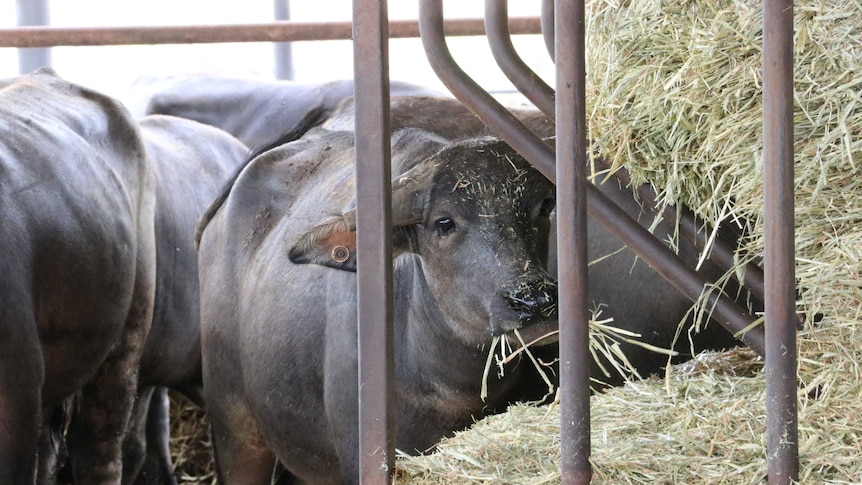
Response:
[763,0,799,482]
[16,0,52,73]
[555,0,592,482]
[353,0,395,482]
[273,0,294,79]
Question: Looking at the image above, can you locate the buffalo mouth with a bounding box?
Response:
[494,277,559,346]
[492,317,559,347]
[507,319,560,347]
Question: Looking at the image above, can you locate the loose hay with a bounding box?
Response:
[397,0,862,483]
[169,392,215,484]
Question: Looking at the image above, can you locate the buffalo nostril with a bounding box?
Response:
[502,280,558,322]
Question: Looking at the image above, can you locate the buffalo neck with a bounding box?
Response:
[393,256,522,409]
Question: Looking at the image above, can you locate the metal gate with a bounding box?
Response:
[1,0,798,482]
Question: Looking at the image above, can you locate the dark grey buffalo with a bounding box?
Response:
[197,127,559,484]
[121,115,249,484]
[0,69,156,484]
[319,95,749,386]
[552,170,748,387]
[127,75,443,150]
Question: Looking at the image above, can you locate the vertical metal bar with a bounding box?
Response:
[556,0,591,483]
[353,0,394,482]
[16,0,52,73]
[763,0,798,482]
[273,0,295,80]
[485,0,555,118]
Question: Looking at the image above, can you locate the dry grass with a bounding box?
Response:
[396,0,862,483]
[169,393,215,484]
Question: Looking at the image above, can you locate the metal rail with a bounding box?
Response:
[608,162,768,303]
[554,0,592,481]
[763,0,799,482]
[484,0,555,118]
[2,1,798,480]
[0,17,540,48]
[353,1,395,482]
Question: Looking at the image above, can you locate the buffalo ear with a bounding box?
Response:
[289,214,357,272]
[289,158,435,271]
[390,157,437,227]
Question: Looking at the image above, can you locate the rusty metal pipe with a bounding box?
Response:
[0,17,541,48]
[419,0,556,181]
[353,0,395,482]
[586,180,767,356]
[763,0,799,482]
[605,161,768,303]
[555,0,592,482]
[418,0,766,357]
[485,0,555,118]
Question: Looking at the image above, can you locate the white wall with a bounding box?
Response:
[1,0,553,103]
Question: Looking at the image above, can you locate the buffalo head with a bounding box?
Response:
[289,134,558,347]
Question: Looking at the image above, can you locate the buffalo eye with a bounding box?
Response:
[539,197,555,217]
[434,217,456,237]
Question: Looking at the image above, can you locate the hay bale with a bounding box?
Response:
[397,0,862,482]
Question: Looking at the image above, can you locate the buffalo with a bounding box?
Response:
[0,68,157,484]
[40,115,250,485]
[121,115,249,484]
[130,81,751,479]
[321,95,749,385]
[152,79,750,375]
[127,75,443,150]
[197,126,560,483]
[338,95,750,383]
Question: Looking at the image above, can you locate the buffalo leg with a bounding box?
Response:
[67,349,140,483]
[0,305,43,485]
[122,386,160,485]
[209,405,275,485]
[67,243,156,484]
[37,400,71,485]
[131,387,178,485]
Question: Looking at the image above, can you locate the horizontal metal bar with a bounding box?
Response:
[0,17,541,48]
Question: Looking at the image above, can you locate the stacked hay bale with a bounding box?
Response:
[397,0,862,483]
